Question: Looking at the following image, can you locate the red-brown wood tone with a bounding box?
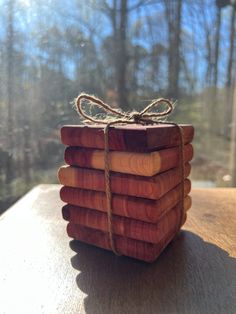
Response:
[60,179,191,223]
[64,144,193,176]
[59,123,194,263]
[66,212,187,263]
[62,200,190,244]
[58,163,191,200]
[61,124,194,152]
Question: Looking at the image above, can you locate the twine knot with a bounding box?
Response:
[74,93,184,257]
[131,112,145,124]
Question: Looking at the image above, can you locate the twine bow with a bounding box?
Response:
[76,93,174,125]
[75,93,185,256]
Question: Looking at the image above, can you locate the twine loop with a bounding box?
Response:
[75,93,184,256]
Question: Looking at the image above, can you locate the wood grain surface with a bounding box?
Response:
[0,185,236,314]
[62,198,191,245]
[61,124,194,152]
[64,144,193,176]
[67,221,184,263]
[58,163,191,199]
[60,179,191,223]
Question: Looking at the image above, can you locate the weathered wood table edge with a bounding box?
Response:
[0,184,236,314]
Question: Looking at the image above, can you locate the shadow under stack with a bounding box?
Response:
[58,124,194,262]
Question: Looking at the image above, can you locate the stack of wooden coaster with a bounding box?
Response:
[58,124,194,262]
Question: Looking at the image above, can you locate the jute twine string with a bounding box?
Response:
[75,93,185,256]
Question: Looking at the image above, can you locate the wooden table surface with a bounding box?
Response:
[0,185,236,314]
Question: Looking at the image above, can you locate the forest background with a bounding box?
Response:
[0,0,236,212]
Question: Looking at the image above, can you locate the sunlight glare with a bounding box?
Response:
[19,0,31,7]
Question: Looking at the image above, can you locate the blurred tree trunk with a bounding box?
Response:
[230,82,236,186]
[201,2,214,86]
[210,3,222,133]
[165,0,182,99]
[226,5,235,88]
[224,6,235,137]
[103,0,128,109]
[199,1,214,130]
[213,6,221,87]
[5,0,15,184]
[117,0,128,109]
[110,0,118,68]
[23,124,31,182]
